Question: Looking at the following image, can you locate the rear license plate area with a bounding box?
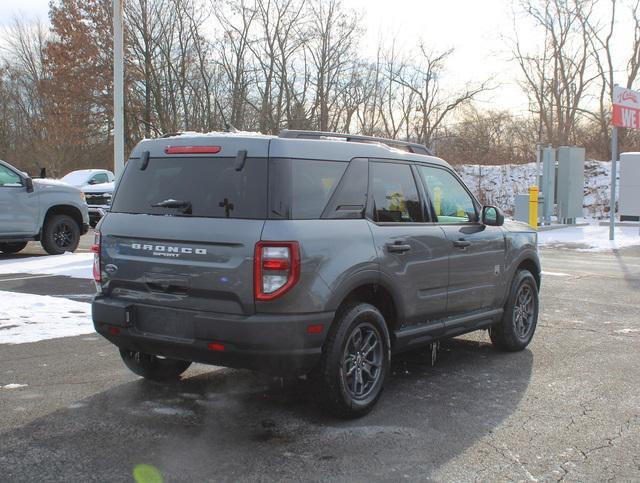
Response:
[134,306,194,340]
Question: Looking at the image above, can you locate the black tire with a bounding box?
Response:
[119,349,192,381]
[0,242,28,254]
[315,303,390,418]
[41,214,80,255]
[490,270,539,352]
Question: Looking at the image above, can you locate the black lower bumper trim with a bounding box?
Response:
[92,297,333,376]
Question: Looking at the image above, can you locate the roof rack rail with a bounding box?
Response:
[278,129,432,156]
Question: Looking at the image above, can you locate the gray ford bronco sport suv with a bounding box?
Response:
[92,130,540,417]
[0,159,89,255]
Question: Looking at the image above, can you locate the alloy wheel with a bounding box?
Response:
[341,322,383,399]
[513,284,535,339]
[53,222,74,249]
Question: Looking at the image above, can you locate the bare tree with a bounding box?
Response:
[305,0,360,131]
[512,0,597,146]
[391,45,492,146]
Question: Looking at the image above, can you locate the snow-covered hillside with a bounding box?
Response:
[455,160,615,218]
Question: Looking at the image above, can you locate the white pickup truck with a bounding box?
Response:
[61,169,115,227]
[0,160,89,255]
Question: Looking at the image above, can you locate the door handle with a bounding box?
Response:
[386,242,412,253]
[452,239,471,248]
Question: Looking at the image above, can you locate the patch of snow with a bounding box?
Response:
[161,130,270,139]
[0,290,93,344]
[541,271,571,277]
[0,253,92,279]
[616,328,640,334]
[538,225,640,251]
[151,406,194,417]
[1,383,28,389]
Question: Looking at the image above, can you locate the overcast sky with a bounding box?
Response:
[0,0,631,114]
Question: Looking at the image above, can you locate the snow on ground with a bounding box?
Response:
[538,225,640,251]
[1,383,28,390]
[0,252,92,279]
[0,290,93,344]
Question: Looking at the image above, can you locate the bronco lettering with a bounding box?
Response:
[130,243,207,255]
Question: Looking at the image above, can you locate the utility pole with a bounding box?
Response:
[113,0,125,177]
[609,125,618,240]
[609,83,620,241]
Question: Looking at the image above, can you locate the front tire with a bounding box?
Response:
[316,303,390,418]
[41,214,80,255]
[490,270,539,351]
[0,242,28,254]
[119,349,192,381]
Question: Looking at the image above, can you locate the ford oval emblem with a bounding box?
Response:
[104,264,118,275]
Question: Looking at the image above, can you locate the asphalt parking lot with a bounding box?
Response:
[0,242,639,482]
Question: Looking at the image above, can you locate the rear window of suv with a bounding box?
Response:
[111,157,267,219]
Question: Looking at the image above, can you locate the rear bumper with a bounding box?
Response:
[92,297,334,375]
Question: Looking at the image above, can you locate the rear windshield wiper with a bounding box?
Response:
[151,199,192,214]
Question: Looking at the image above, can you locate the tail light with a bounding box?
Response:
[254,241,300,301]
[91,231,101,287]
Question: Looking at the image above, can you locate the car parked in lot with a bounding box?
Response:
[91,130,541,417]
[61,169,115,227]
[0,160,89,255]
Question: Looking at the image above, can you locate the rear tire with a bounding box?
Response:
[41,214,80,255]
[315,303,390,418]
[0,242,28,254]
[119,349,192,381]
[490,270,539,352]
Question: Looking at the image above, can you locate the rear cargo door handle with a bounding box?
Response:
[386,242,412,253]
[452,239,471,248]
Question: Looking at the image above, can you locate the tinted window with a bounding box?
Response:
[370,162,422,222]
[91,173,109,184]
[111,157,267,219]
[269,159,347,219]
[322,158,368,219]
[418,165,477,223]
[0,165,22,187]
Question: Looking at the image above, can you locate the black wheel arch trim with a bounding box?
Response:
[501,250,541,306]
[43,204,84,231]
[325,269,407,324]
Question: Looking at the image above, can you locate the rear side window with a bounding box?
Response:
[369,162,422,222]
[321,158,368,219]
[269,159,347,219]
[111,157,267,219]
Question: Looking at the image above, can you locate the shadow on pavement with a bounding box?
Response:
[614,250,640,291]
[1,337,533,481]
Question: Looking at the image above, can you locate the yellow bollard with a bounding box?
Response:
[529,185,539,228]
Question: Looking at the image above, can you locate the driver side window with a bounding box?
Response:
[418,166,477,223]
[0,165,22,187]
[91,173,109,184]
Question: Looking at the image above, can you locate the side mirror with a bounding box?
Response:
[25,177,34,193]
[482,205,504,226]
